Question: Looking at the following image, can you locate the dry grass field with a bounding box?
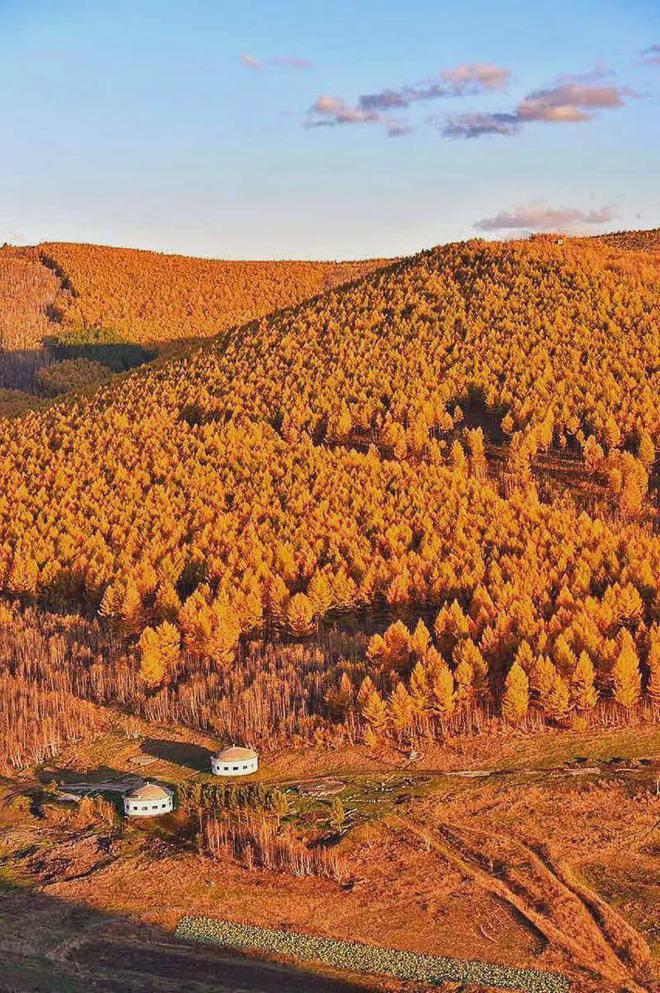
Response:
[1,714,657,993]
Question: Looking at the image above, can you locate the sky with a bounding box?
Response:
[2,0,659,259]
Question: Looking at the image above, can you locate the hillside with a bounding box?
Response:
[0,234,657,740]
[1,232,658,993]
[593,227,660,254]
[37,242,385,345]
[0,240,384,403]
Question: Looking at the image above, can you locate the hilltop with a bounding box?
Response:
[0,241,384,351]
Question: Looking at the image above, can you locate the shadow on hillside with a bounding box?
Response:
[455,393,507,444]
[141,738,215,773]
[36,765,139,789]
[0,341,157,395]
[0,877,373,993]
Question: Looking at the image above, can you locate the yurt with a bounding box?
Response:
[123,782,174,817]
[211,745,258,777]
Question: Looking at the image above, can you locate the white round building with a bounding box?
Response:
[123,782,174,817]
[211,745,258,777]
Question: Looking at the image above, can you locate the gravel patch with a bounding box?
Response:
[175,916,570,992]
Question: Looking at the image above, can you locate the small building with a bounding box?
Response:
[123,782,174,817]
[211,745,258,777]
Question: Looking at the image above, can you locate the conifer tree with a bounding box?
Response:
[647,627,660,706]
[408,661,431,715]
[8,551,39,598]
[501,661,529,723]
[389,682,415,734]
[571,651,598,711]
[357,675,376,712]
[138,621,181,687]
[410,619,431,660]
[637,430,655,470]
[325,672,354,718]
[454,660,474,706]
[286,593,315,636]
[431,664,455,719]
[612,640,641,708]
[361,689,388,732]
[544,671,571,722]
[530,654,557,701]
[307,570,333,616]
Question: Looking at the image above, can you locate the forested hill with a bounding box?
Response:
[37,242,386,345]
[0,230,657,738]
[0,241,386,352]
[591,227,660,254]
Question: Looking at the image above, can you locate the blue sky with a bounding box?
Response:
[2,0,659,258]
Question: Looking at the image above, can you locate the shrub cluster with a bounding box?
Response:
[175,916,570,992]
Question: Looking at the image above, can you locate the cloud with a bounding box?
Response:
[474,202,615,232]
[641,44,660,65]
[518,82,626,122]
[386,122,415,138]
[443,69,631,138]
[271,55,314,69]
[240,52,313,71]
[443,111,520,138]
[441,62,511,94]
[306,95,381,127]
[357,62,510,112]
[240,52,262,70]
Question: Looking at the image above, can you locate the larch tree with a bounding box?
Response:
[543,671,571,722]
[571,651,598,711]
[138,621,181,688]
[612,641,642,708]
[501,661,529,724]
[389,682,415,736]
[361,689,389,733]
[286,593,315,637]
[408,661,431,715]
[431,664,455,720]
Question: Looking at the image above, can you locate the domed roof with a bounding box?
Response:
[213,745,257,761]
[126,782,172,800]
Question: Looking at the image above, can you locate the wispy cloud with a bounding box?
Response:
[271,55,314,69]
[441,63,511,93]
[304,62,631,142]
[306,95,381,127]
[357,62,510,112]
[474,202,615,232]
[240,52,262,70]
[641,44,660,66]
[444,112,519,138]
[443,68,631,138]
[240,52,313,71]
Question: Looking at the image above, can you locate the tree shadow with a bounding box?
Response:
[141,738,214,773]
[36,765,139,788]
[0,340,157,398]
[0,877,375,993]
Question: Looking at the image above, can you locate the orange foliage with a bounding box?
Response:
[0,234,657,762]
[38,242,385,344]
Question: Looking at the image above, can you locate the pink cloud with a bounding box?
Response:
[241,52,314,71]
[441,63,511,94]
[307,95,381,127]
[475,202,615,231]
[442,69,631,138]
[271,55,314,70]
[518,82,626,122]
[357,62,510,112]
[240,52,262,70]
